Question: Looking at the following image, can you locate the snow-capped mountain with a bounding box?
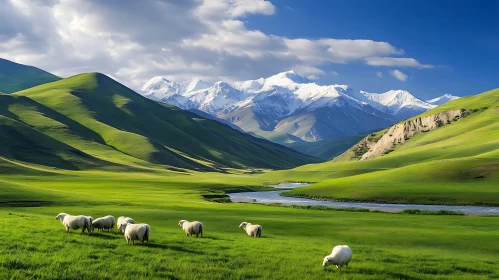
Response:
[139,71,449,143]
[354,90,435,120]
[426,94,460,105]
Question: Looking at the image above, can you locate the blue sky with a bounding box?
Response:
[1,0,497,100]
[247,0,499,99]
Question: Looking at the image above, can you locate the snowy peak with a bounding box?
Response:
[180,78,210,93]
[426,94,460,105]
[141,76,172,92]
[357,90,434,117]
[263,70,310,90]
[268,70,310,84]
[233,78,266,92]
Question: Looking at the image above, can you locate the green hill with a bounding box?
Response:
[1,73,317,172]
[0,58,60,93]
[262,88,499,205]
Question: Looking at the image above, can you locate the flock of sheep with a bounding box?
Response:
[55,213,352,270]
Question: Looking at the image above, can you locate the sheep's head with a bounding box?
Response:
[121,223,130,232]
[239,222,248,229]
[55,213,67,221]
[322,256,332,267]
[178,220,187,227]
[322,256,337,267]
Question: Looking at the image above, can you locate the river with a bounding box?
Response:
[228,183,499,216]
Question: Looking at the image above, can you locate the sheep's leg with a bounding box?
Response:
[66,226,70,233]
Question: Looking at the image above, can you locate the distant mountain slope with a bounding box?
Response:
[2,73,317,171]
[289,134,367,160]
[426,94,460,105]
[352,90,435,120]
[0,58,60,93]
[139,70,445,145]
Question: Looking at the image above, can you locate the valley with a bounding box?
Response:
[0,58,497,280]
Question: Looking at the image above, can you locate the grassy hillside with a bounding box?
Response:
[1,73,317,171]
[0,58,60,93]
[0,170,498,279]
[261,88,499,205]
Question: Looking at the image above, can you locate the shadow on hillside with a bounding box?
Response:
[147,243,204,255]
[198,236,223,241]
[89,233,119,240]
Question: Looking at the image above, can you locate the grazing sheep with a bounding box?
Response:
[83,216,93,234]
[239,222,262,238]
[55,213,90,234]
[178,220,203,237]
[91,215,115,233]
[117,216,135,233]
[122,223,150,245]
[323,245,352,271]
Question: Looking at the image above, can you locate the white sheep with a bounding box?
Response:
[239,222,262,238]
[323,245,352,270]
[122,223,150,245]
[91,215,115,233]
[83,216,93,234]
[55,213,90,234]
[178,220,203,237]
[117,216,135,233]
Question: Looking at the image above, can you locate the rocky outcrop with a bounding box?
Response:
[360,109,469,160]
[334,130,386,161]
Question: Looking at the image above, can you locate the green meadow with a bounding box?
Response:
[1,170,499,279]
[0,63,498,279]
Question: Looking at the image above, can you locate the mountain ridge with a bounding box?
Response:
[139,70,449,144]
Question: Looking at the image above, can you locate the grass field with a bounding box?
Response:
[1,170,499,279]
[0,64,498,279]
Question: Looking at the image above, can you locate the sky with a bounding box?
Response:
[0,0,497,100]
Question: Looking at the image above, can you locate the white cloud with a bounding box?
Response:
[365,57,433,68]
[390,69,408,81]
[0,0,429,88]
[376,71,383,78]
[197,0,276,19]
[331,71,339,76]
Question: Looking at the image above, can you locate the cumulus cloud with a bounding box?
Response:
[390,69,408,81]
[0,0,429,88]
[376,71,383,78]
[365,57,433,68]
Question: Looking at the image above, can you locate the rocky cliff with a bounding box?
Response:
[360,109,469,160]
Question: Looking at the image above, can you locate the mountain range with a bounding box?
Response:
[0,59,318,171]
[139,71,459,146]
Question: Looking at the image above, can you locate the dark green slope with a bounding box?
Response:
[0,58,60,93]
[6,73,317,171]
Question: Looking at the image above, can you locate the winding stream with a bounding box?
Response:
[228,183,499,216]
